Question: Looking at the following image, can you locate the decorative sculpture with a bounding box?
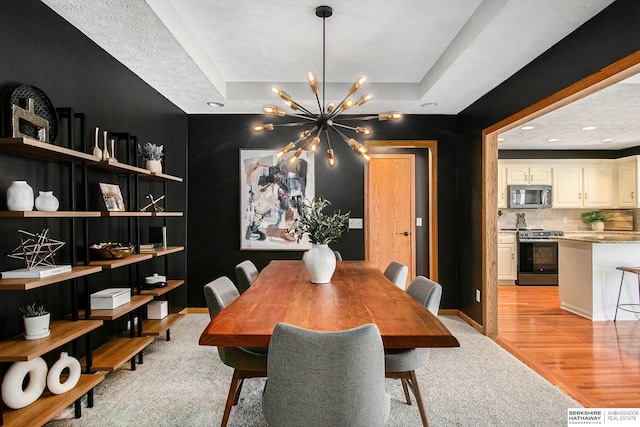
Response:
[11,98,49,142]
[140,194,165,213]
[7,229,65,270]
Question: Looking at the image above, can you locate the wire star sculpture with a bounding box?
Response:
[7,229,65,269]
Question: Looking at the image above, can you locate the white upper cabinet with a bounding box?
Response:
[551,165,613,208]
[552,167,583,207]
[506,164,552,185]
[582,166,614,207]
[498,163,507,208]
[617,157,638,207]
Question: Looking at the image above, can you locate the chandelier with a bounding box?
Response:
[252,5,402,167]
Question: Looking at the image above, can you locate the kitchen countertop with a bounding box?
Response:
[555,232,640,243]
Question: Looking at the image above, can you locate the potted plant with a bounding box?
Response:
[19,303,50,340]
[581,210,612,232]
[291,197,349,283]
[137,142,164,173]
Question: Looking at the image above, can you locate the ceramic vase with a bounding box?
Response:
[47,352,81,394]
[145,160,162,174]
[592,221,605,232]
[23,313,50,340]
[6,180,34,211]
[1,357,47,409]
[35,191,59,212]
[303,244,336,284]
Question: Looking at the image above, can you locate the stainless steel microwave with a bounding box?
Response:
[508,185,552,208]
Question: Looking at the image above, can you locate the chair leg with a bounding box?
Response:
[233,378,244,405]
[408,370,429,427]
[401,378,412,405]
[221,369,242,427]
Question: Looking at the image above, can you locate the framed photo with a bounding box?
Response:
[240,149,314,250]
[99,183,126,211]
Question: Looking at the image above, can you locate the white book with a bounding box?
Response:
[1,265,72,279]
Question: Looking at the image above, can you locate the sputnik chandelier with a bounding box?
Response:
[252,5,402,167]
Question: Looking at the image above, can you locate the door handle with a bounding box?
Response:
[401,231,410,236]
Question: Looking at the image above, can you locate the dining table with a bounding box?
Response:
[199,260,460,349]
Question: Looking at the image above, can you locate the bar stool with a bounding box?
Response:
[614,266,640,321]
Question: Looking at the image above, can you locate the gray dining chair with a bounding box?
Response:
[385,276,442,427]
[234,260,259,293]
[262,322,390,427]
[204,276,267,427]
[384,260,409,289]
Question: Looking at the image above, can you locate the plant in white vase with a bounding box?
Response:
[581,210,612,232]
[137,142,164,173]
[291,197,349,283]
[19,303,50,340]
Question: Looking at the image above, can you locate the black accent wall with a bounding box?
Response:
[0,0,187,342]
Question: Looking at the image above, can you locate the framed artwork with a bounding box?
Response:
[99,183,126,211]
[240,149,314,250]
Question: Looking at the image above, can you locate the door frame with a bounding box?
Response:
[365,140,439,281]
[482,50,640,337]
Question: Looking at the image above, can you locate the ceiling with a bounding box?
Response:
[40,0,616,117]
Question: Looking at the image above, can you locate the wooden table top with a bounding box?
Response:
[199,260,460,349]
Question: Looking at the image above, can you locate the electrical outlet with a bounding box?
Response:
[475,289,481,303]
[416,217,423,227]
[348,218,363,229]
[563,217,568,224]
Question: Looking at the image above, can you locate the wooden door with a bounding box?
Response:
[365,154,416,287]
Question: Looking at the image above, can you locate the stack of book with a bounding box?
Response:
[139,243,165,253]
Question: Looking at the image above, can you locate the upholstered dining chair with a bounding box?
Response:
[385,276,442,427]
[234,260,259,294]
[262,322,390,427]
[384,261,409,289]
[204,276,267,427]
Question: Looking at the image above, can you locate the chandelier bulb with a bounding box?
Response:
[327,149,336,167]
[271,86,292,102]
[378,112,403,121]
[253,123,274,132]
[356,93,373,106]
[285,100,301,111]
[307,71,319,94]
[264,105,286,116]
[340,98,355,111]
[356,127,371,136]
[289,147,304,164]
[327,103,335,113]
[354,149,371,161]
[349,75,367,94]
[309,137,320,152]
[276,142,296,158]
[300,129,311,138]
[347,138,368,154]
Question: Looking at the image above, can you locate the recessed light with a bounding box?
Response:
[601,138,613,142]
[546,138,559,142]
[520,125,535,130]
[497,137,504,142]
[420,102,438,107]
[207,101,224,108]
[582,126,597,131]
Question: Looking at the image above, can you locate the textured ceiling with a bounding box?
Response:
[39,0,629,150]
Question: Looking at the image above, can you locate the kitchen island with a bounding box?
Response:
[556,233,640,321]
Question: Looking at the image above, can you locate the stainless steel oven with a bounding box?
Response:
[516,230,564,285]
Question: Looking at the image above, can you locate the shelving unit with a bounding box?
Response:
[0,135,185,425]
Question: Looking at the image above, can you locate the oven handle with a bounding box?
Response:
[518,239,556,243]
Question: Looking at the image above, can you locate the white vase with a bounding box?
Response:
[23,313,50,340]
[47,352,81,394]
[145,160,162,173]
[35,191,59,211]
[592,221,605,232]
[303,244,337,284]
[6,180,34,211]
[1,357,47,409]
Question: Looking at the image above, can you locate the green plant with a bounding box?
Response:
[19,303,49,317]
[581,210,612,224]
[291,197,350,245]
[137,142,164,161]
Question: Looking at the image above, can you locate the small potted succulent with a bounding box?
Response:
[291,197,349,284]
[19,303,50,340]
[581,210,612,232]
[137,142,164,173]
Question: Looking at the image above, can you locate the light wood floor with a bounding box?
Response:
[496,285,640,408]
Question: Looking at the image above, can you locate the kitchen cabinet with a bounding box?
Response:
[617,157,638,207]
[498,163,507,208]
[498,233,517,281]
[552,165,613,208]
[506,164,552,185]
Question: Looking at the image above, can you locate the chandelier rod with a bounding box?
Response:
[322,10,326,113]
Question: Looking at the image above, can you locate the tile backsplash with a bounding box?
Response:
[497,208,639,232]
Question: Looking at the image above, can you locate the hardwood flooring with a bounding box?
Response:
[497,285,640,408]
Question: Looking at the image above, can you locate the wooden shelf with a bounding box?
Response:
[84,336,153,371]
[0,266,102,291]
[0,211,102,218]
[90,158,151,176]
[80,295,153,321]
[1,372,106,427]
[0,137,98,163]
[101,211,183,217]
[145,246,184,257]
[87,253,153,269]
[140,313,184,336]
[140,279,184,297]
[146,171,183,183]
[0,320,103,362]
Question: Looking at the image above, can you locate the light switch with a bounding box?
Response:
[349,218,363,229]
[416,217,422,226]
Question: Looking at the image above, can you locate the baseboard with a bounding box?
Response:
[455,310,483,333]
[183,307,208,314]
